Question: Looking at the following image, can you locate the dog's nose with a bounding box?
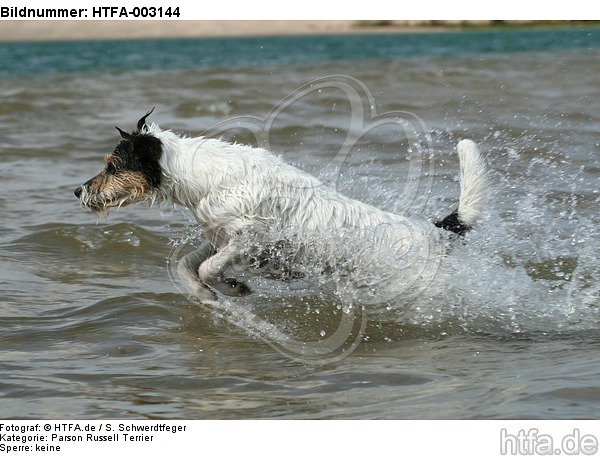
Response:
[74,186,82,199]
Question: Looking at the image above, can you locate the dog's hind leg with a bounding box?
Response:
[177,240,218,301]
[196,243,252,297]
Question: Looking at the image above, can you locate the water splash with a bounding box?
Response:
[167,136,599,350]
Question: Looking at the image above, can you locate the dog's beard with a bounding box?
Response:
[77,169,155,219]
[78,185,150,219]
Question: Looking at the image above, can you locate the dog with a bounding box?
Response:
[75,109,487,303]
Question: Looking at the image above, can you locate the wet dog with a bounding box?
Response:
[75,109,487,302]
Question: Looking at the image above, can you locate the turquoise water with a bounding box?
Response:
[0,27,599,419]
[0,28,598,75]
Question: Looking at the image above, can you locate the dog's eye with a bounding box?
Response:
[106,162,117,175]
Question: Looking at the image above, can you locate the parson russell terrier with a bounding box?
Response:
[75,109,487,303]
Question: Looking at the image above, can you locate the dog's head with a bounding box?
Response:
[74,109,163,216]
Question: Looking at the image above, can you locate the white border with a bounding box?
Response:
[1,420,599,456]
[0,0,594,20]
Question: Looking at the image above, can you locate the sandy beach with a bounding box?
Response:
[1,20,590,42]
[0,20,476,42]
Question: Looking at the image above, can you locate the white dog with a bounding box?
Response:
[75,109,487,303]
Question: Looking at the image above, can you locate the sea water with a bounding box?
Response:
[0,28,599,418]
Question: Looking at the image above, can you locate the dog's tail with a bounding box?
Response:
[435,139,488,236]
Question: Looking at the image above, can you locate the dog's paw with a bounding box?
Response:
[218,278,252,297]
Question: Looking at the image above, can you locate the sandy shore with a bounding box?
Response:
[1,20,584,43]
[0,20,465,42]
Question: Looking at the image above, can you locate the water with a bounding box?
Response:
[0,28,599,419]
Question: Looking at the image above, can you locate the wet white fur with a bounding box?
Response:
[457,139,488,226]
[150,123,427,247]
[143,122,487,300]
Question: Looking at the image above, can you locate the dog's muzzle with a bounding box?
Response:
[74,177,93,200]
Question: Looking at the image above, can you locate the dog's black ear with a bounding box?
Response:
[136,107,155,133]
[116,126,133,140]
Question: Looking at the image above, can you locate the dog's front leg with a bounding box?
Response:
[177,240,218,301]
[197,243,252,297]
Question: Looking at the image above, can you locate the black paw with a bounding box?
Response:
[222,278,252,297]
